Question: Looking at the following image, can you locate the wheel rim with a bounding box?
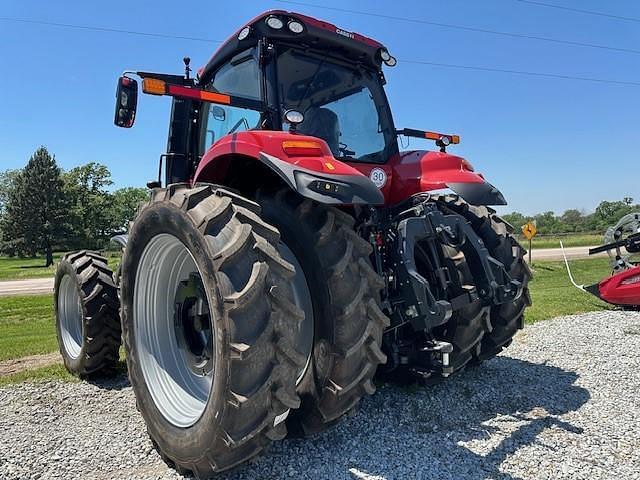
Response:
[58,274,83,360]
[278,242,314,385]
[134,233,216,428]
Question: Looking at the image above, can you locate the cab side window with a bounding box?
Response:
[200,49,262,153]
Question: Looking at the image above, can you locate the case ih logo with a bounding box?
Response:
[336,28,354,39]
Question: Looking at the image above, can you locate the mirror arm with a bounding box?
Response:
[137,71,195,87]
[396,128,460,151]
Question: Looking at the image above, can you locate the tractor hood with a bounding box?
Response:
[387,150,507,206]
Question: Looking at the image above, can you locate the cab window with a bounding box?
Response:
[276,47,393,163]
[200,49,262,153]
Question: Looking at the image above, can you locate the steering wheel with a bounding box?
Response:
[339,142,356,157]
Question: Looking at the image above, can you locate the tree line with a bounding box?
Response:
[0,147,637,265]
[502,197,638,236]
[0,147,148,266]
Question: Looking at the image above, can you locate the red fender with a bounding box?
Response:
[379,150,506,206]
[193,130,383,205]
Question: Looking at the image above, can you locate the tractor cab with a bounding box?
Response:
[195,11,398,164]
[114,10,503,207]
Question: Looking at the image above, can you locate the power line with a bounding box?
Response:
[401,59,640,87]
[1,14,638,87]
[512,0,640,24]
[275,0,640,55]
[0,16,223,43]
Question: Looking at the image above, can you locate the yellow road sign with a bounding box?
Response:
[522,222,537,240]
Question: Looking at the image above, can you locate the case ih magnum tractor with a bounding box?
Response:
[54,11,531,477]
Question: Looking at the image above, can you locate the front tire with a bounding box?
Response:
[121,184,304,477]
[54,251,121,377]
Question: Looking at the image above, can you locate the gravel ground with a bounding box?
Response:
[1,310,639,480]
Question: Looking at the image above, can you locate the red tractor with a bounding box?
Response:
[53,11,531,477]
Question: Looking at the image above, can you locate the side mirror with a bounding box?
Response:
[114,76,138,128]
[210,105,226,121]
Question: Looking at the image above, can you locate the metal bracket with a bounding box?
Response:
[391,200,522,332]
[396,215,453,331]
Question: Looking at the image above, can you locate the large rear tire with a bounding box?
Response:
[435,196,532,361]
[433,246,491,374]
[257,189,389,437]
[120,184,304,477]
[54,251,121,377]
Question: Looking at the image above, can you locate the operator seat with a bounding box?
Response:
[298,107,340,157]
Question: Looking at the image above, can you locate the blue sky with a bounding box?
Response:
[0,0,638,215]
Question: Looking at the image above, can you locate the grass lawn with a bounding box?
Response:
[0,256,617,385]
[0,295,58,361]
[517,233,602,250]
[0,294,124,386]
[0,364,75,387]
[0,252,121,281]
[0,253,64,280]
[525,256,612,323]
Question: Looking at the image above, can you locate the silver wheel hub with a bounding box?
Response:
[134,233,215,428]
[58,274,83,360]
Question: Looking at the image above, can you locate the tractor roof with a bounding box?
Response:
[198,10,388,84]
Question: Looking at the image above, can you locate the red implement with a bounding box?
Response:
[586,265,640,308]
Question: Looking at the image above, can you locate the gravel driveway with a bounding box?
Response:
[1,310,639,480]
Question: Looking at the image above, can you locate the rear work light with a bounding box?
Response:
[379,48,397,67]
[266,16,284,29]
[237,26,251,40]
[288,20,304,34]
[282,140,324,156]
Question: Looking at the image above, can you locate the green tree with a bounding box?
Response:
[63,162,114,249]
[0,169,20,215]
[109,187,149,232]
[502,211,527,230]
[594,200,636,229]
[560,209,584,232]
[0,169,20,242]
[0,147,66,265]
[534,211,561,234]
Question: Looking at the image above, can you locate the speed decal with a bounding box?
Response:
[369,168,387,188]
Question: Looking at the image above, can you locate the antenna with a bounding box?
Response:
[183,56,192,80]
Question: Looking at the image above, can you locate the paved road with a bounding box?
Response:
[0,278,54,297]
[527,245,605,262]
[0,246,603,296]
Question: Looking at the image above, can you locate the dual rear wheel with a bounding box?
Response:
[54,184,385,477]
[53,186,528,477]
